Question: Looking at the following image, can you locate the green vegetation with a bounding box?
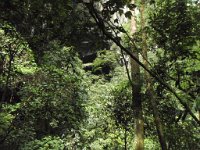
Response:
[0,0,199,149]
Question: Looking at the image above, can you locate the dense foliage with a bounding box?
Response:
[0,0,199,149]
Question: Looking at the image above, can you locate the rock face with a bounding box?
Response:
[82,53,111,75]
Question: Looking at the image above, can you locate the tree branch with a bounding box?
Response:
[84,2,200,125]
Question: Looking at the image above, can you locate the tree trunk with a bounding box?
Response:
[130,1,144,149]
[1,44,13,102]
[140,1,167,149]
[147,85,168,150]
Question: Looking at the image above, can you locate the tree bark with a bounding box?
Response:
[130,1,144,149]
[140,1,167,149]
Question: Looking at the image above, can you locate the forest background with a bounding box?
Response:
[0,0,199,149]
